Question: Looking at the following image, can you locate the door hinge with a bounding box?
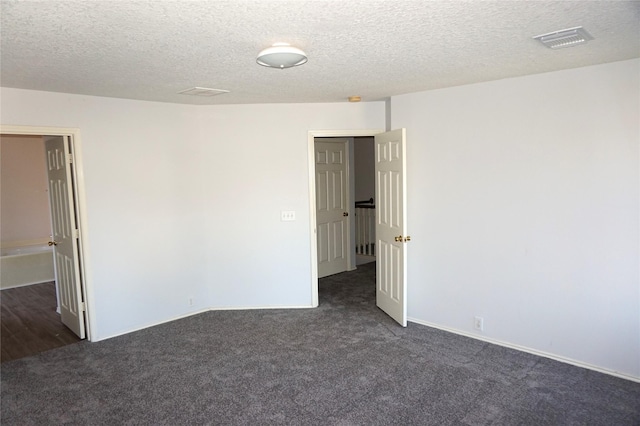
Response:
[74,229,80,239]
[80,302,86,312]
[68,154,74,164]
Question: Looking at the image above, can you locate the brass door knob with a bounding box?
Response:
[343,212,349,217]
[394,235,403,242]
[404,236,411,242]
[48,241,58,246]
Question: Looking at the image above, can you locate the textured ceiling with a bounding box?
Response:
[1,0,639,105]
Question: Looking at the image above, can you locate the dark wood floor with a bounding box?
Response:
[1,282,82,363]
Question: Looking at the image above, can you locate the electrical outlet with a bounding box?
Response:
[474,316,484,331]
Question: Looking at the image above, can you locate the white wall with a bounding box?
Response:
[0,135,51,246]
[0,88,385,339]
[196,105,383,307]
[0,90,207,339]
[392,59,640,379]
[354,137,375,202]
[2,59,637,380]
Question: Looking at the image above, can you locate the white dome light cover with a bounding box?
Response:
[257,43,307,69]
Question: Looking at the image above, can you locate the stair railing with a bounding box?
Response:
[355,198,375,256]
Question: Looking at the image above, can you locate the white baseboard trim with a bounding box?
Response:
[408,317,640,383]
[94,307,211,342]
[90,308,638,383]
[93,305,315,342]
[0,279,54,290]
[209,305,315,311]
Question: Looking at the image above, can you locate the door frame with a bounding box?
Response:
[308,129,384,307]
[1,125,93,341]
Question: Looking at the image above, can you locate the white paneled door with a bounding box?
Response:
[45,136,85,338]
[316,139,349,278]
[375,129,408,326]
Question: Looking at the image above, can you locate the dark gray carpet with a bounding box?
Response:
[2,263,639,425]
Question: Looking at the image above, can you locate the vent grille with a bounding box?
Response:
[533,27,593,49]
[178,87,230,97]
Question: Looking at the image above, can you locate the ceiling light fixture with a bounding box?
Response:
[178,87,229,97]
[533,26,593,49]
[257,43,307,69]
[348,96,361,102]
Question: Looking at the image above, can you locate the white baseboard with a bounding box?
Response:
[209,305,315,311]
[89,307,639,383]
[0,279,54,290]
[408,317,640,383]
[94,308,211,342]
[94,305,315,342]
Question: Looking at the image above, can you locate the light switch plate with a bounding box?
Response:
[281,211,296,221]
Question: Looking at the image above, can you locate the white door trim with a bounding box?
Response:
[1,125,93,341]
[308,129,384,307]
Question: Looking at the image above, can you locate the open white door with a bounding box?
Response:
[316,139,350,278]
[375,129,408,326]
[45,136,85,338]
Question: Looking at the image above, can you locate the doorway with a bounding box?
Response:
[0,126,92,348]
[309,128,408,327]
[308,129,382,307]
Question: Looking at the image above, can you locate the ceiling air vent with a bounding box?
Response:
[533,27,593,49]
[178,87,230,97]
